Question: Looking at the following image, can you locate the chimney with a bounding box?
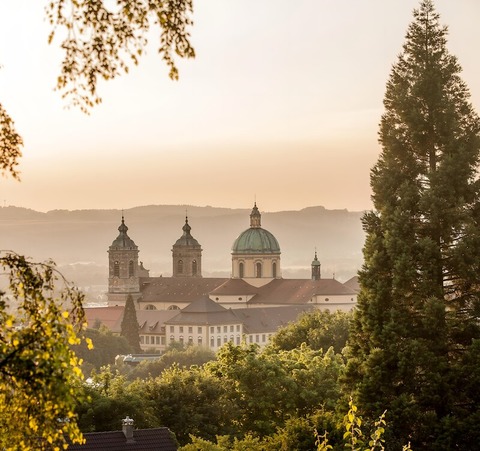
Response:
[122,416,135,443]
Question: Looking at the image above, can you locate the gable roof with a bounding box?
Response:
[210,278,357,305]
[140,277,228,303]
[165,297,239,325]
[233,305,314,333]
[166,309,238,326]
[210,278,258,296]
[68,427,177,451]
[344,275,360,292]
[181,296,227,313]
[136,310,180,333]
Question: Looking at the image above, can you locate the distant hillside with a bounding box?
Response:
[0,205,366,293]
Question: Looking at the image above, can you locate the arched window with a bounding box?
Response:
[256,262,262,278]
[145,304,157,310]
[198,336,203,345]
[177,260,183,274]
[113,261,120,277]
[129,260,134,277]
[167,305,180,310]
[272,262,277,278]
[239,262,244,278]
[192,260,197,275]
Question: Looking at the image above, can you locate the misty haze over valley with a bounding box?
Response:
[0,204,365,304]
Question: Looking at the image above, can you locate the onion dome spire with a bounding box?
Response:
[182,216,192,236]
[174,215,200,246]
[311,249,321,280]
[110,214,137,249]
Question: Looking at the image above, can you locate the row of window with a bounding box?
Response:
[168,325,241,334]
[141,335,166,345]
[170,326,204,334]
[249,334,272,344]
[211,336,241,347]
[140,333,273,348]
[238,261,277,278]
[170,335,203,345]
[210,325,241,333]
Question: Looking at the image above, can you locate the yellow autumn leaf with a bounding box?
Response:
[86,337,94,350]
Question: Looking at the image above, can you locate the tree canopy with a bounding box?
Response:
[346,1,480,448]
[0,252,91,450]
[121,294,142,353]
[269,309,351,354]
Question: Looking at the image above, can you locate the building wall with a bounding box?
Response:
[107,248,141,306]
[232,254,281,280]
[310,293,357,309]
[139,325,277,353]
[172,247,202,277]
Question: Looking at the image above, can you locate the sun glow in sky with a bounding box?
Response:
[1,1,480,212]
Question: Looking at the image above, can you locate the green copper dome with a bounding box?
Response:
[232,227,280,254]
[231,203,280,254]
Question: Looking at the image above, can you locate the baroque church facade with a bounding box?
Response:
[97,204,358,352]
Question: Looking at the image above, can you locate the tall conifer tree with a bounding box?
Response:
[121,294,142,353]
[346,1,480,449]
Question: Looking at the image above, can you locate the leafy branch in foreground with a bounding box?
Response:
[315,399,412,451]
[1,0,196,178]
[0,102,23,180]
[0,251,91,451]
[46,0,196,112]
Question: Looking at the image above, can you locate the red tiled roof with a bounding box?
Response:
[84,306,124,333]
[140,277,228,302]
[209,278,258,295]
[344,275,360,292]
[211,278,357,305]
[233,305,314,333]
[136,310,180,333]
[166,298,238,325]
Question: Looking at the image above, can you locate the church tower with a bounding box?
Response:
[107,215,142,306]
[172,216,202,277]
[311,250,321,280]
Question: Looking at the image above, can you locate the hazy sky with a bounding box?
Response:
[1,1,480,213]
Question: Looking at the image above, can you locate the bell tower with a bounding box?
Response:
[311,250,321,280]
[172,216,202,277]
[107,215,141,306]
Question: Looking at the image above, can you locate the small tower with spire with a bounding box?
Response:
[107,214,142,306]
[172,215,203,278]
[250,202,261,228]
[311,250,321,280]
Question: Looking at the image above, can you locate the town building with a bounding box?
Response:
[94,203,358,352]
